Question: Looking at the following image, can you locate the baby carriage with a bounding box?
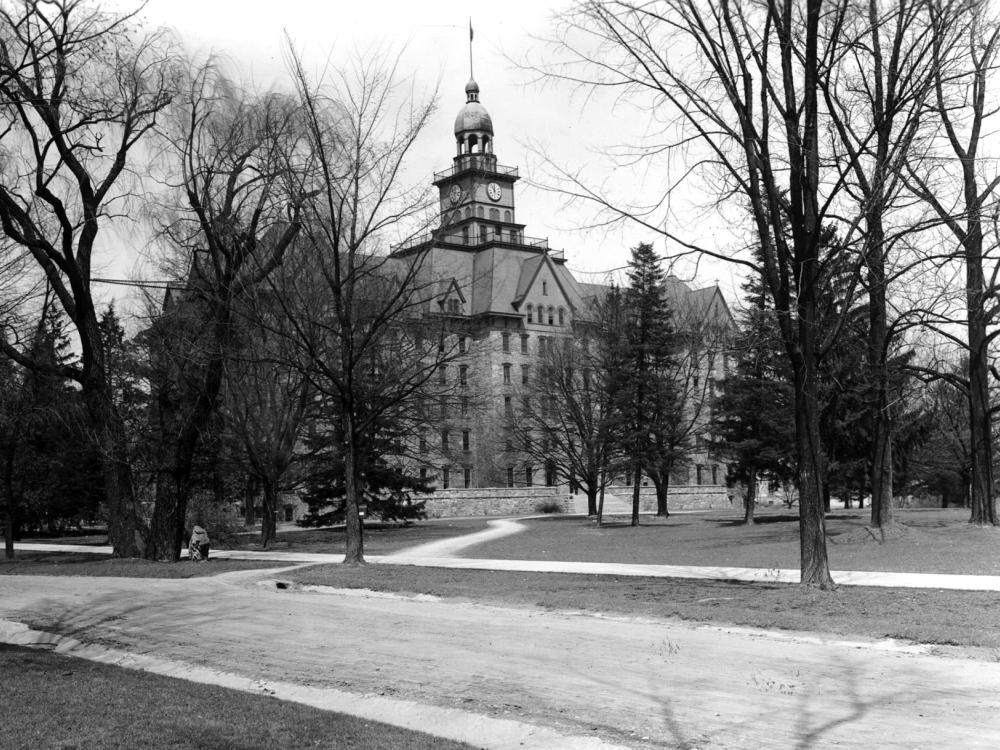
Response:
[188,526,210,561]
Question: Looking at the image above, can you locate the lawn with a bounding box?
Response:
[221,517,489,555]
[0,553,282,577]
[465,508,1000,575]
[0,643,471,750]
[287,563,1000,651]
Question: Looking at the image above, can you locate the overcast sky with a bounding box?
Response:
[128,0,744,301]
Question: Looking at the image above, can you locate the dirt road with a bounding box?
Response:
[2,571,999,748]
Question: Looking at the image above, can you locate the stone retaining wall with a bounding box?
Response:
[629,485,733,512]
[422,488,572,518]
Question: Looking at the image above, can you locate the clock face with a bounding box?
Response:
[487,182,502,201]
[449,184,462,205]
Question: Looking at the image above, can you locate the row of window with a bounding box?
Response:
[419,429,472,452]
[526,303,566,326]
[501,332,530,354]
[459,205,513,223]
[623,464,721,486]
[418,466,473,489]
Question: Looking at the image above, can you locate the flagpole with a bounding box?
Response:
[469,18,474,79]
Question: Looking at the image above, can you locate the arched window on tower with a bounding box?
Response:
[464,207,471,219]
[468,134,479,153]
[504,210,511,222]
[489,208,499,221]
[476,206,484,218]
[526,304,533,324]
[548,306,554,325]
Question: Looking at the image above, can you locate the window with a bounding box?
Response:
[521,395,531,413]
[527,304,533,324]
[460,365,468,386]
[546,462,556,487]
[419,467,427,481]
[502,332,510,353]
[462,226,469,243]
[464,468,472,488]
[419,435,427,453]
[696,464,704,485]
[712,465,719,485]
[525,465,533,487]
[461,396,469,417]
[476,206,484,218]
[558,308,565,326]
[284,505,294,522]
[548,306,554,325]
[504,396,513,418]
[438,365,446,385]
[521,364,529,385]
[503,363,511,384]
[625,471,632,487]
[489,207,499,221]
[440,400,448,419]
[462,430,470,451]
[543,280,548,295]
[521,334,529,354]
[506,466,515,488]
[458,336,466,354]
[442,467,450,489]
[504,210,511,222]
[448,299,460,314]
[441,431,449,451]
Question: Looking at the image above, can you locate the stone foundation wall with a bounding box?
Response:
[422,488,573,518]
[630,485,733,512]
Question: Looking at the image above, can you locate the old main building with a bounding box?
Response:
[391,76,733,497]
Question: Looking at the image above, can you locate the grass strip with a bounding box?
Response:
[288,563,1000,651]
[0,643,473,750]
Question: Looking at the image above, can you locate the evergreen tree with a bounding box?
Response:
[711,259,796,524]
[614,243,680,526]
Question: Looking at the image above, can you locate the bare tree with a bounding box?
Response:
[513,314,623,517]
[276,43,443,564]
[0,0,176,556]
[906,0,1000,526]
[221,304,312,548]
[821,0,958,531]
[540,0,857,586]
[145,62,310,559]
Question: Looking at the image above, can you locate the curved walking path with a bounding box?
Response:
[2,572,999,749]
[15,517,1000,590]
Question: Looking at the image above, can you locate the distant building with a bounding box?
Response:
[392,76,734,495]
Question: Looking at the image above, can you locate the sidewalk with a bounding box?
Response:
[13,523,1000,591]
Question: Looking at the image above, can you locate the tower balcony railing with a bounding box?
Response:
[433,157,519,182]
[393,229,561,256]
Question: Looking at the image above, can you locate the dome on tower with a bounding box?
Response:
[454,77,493,136]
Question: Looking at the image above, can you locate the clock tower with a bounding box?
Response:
[432,77,525,247]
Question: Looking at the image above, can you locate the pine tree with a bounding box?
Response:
[614,243,679,526]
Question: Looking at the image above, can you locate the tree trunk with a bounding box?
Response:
[587,486,598,516]
[342,411,365,564]
[867,214,894,529]
[743,468,757,526]
[597,470,606,527]
[243,477,258,527]
[3,446,14,560]
[146,432,198,562]
[655,467,671,517]
[967,314,996,525]
[261,479,277,548]
[81,359,142,558]
[630,458,641,526]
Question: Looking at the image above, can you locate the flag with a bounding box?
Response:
[470,19,474,42]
